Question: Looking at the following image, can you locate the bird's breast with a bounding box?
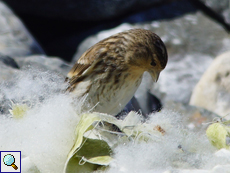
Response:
[88,72,143,115]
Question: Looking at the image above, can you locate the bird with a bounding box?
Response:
[65,29,168,116]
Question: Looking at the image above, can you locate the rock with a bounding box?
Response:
[0,53,19,69]
[0,63,19,82]
[147,12,229,59]
[117,92,162,119]
[0,55,71,83]
[151,54,213,104]
[2,0,175,21]
[200,0,228,13]
[0,1,44,57]
[145,11,229,104]
[148,11,230,104]
[190,51,230,118]
[15,55,71,76]
[200,0,230,25]
[0,53,20,83]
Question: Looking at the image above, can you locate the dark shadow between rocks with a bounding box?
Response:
[2,0,198,62]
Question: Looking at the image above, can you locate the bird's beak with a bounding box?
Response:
[149,70,160,82]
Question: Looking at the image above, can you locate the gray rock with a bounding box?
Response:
[200,0,230,24]
[0,1,44,57]
[15,55,71,76]
[200,0,228,13]
[0,62,19,81]
[147,12,229,58]
[190,51,230,118]
[117,92,162,119]
[148,11,229,104]
[0,53,19,69]
[0,55,71,83]
[150,53,213,104]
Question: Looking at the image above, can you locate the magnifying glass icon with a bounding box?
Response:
[3,154,18,170]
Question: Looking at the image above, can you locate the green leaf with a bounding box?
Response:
[65,111,165,172]
[206,123,230,149]
[64,113,115,173]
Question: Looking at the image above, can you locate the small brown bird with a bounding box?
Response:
[66,29,168,116]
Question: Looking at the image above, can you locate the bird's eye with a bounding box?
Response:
[151,60,156,66]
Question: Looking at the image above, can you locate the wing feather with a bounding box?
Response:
[65,44,105,92]
[65,37,119,92]
[67,63,90,78]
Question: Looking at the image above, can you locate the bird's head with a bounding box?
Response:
[126,29,168,82]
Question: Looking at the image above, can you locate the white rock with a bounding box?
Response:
[190,51,230,118]
[15,55,71,76]
[0,2,44,57]
[151,54,213,104]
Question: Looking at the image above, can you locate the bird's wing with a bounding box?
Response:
[67,62,90,79]
[65,44,105,92]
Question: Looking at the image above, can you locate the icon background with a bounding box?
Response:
[0,151,21,173]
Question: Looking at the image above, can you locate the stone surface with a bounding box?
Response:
[190,51,230,118]
[0,62,19,82]
[151,54,213,104]
[0,55,70,87]
[0,53,19,68]
[0,1,44,57]
[200,0,230,24]
[15,55,71,76]
[148,11,230,104]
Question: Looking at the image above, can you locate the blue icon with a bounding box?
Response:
[3,154,18,170]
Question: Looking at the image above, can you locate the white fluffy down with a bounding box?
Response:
[0,69,80,172]
[0,69,230,173]
[108,111,230,172]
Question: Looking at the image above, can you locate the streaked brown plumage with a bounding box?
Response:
[66,29,168,115]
